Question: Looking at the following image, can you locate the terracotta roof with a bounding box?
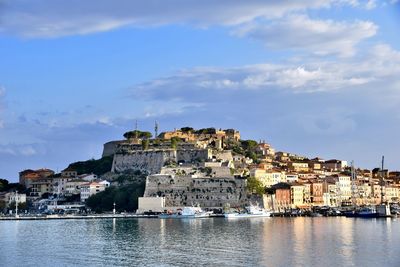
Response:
[19,169,35,175]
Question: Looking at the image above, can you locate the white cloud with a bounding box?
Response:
[19,146,37,156]
[129,44,400,103]
[0,144,37,156]
[365,0,377,9]
[0,0,360,37]
[96,116,114,126]
[233,15,377,57]
[0,147,16,156]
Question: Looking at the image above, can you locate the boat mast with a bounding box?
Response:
[351,161,357,207]
[380,156,385,205]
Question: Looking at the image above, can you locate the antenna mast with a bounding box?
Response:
[155,120,159,138]
[135,120,138,139]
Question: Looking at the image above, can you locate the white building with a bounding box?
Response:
[3,192,27,206]
[52,177,72,195]
[286,173,299,183]
[80,180,110,202]
[65,180,88,195]
[137,197,166,213]
[78,173,98,182]
[336,176,352,204]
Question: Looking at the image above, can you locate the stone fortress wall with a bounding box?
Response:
[144,173,247,208]
[111,148,211,174]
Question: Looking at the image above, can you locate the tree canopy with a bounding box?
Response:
[240,140,258,150]
[180,127,194,133]
[123,130,152,139]
[195,127,216,134]
[171,136,181,149]
[0,179,25,193]
[246,176,265,196]
[141,139,149,150]
[0,179,9,192]
[66,156,113,176]
[86,182,145,213]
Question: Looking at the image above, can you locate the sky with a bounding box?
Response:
[0,0,399,181]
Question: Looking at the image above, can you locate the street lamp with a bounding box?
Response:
[15,190,19,218]
[113,202,116,215]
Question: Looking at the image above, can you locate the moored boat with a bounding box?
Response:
[224,205,271,218]
[158,207,211,219]
[344,206,380,218]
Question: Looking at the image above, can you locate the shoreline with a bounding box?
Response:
[0,214,158,221]
[0,213,395,221]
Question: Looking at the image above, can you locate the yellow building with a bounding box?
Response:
[290,183,305,208]
[251,168,286,188]
[385,186,399,203]
[288,162,309,172]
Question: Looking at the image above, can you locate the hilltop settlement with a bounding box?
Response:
[1,126,400,215]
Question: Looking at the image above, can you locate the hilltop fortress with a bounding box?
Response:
[104,127,247,208]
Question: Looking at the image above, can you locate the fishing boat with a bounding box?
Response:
[158,206,211,219]
[344,206,379,218]
[224,204,271,218]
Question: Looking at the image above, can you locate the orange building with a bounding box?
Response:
[19,168,55,188]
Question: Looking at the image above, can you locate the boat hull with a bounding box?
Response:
[344,209,380,218]
[158,213,210,219]
[224,213,271,218]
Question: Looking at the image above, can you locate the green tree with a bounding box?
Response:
[240,140,258,150]
[0,179,9,192]
[123,130,152,140]
[171,136,181,149]
[9,201,28,211]
[67,156,113,176]
[195,128,216,134]
[142,139,149,150]
[86,182,146,213]
[246,177,265,196]
[245,151,259,163]
[180,127,194,133]
[0,200,6,211]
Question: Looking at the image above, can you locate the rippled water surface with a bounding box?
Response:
[1,217,399,266]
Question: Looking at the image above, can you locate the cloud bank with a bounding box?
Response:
[234,15,377,57]
[0,0,364,38]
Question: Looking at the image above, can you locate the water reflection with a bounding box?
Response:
[1,217,400,267]
[338,218,355,266]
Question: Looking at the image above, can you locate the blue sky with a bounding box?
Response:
[0,0,399,181]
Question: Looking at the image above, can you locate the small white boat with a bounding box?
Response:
[158,207,211,219]
[224,205,271,218]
